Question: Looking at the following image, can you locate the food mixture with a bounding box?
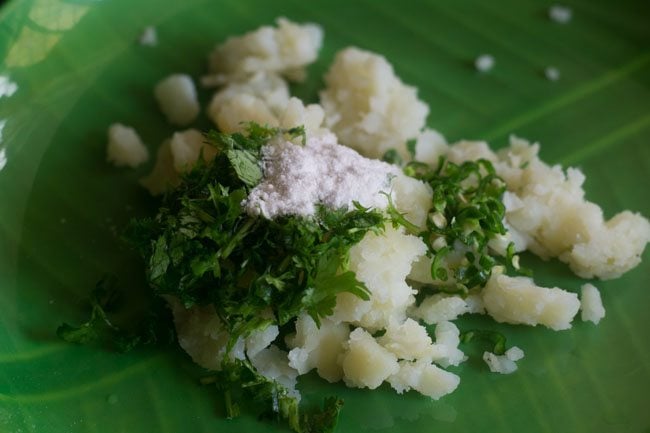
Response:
[60,17,650,432]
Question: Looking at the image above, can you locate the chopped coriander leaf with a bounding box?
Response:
[382,148,404,166]
[381,190,420,233]
[406,138,417,159]
[122,124,384,432]
[129,188,384,344]
[127,125,386,348]
[225,148,263,188]
[204,359,344,433]
[399,158,511,292]
[203,123,305,190]
[504,242,533,277]
[302,251,370,327]
[303,397,345,433]
[56,275,174,352]
[430,246,450,281]
[57,275,127,347]
[460,329,507,355]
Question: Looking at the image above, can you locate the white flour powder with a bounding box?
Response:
[244,133,399,218]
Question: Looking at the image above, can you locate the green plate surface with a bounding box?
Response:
[1,0,649,432]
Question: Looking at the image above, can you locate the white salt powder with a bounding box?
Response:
[244,133,399,218]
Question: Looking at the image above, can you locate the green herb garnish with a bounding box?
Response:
[460,329,507,355]
[399,157,513,292]
[56,275,173,352]
[202,359,344,433]
[382,148,404,166]
[124,124,385,432]
[56,275,127,348]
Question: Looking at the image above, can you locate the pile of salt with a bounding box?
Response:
[244,133,399,218]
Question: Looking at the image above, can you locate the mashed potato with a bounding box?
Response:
[206,17,323,84]
[483,346,525,374]
[169,129,217,173]
[106,123,149,168]
[580,283,606,324]
[320,47,429,160]
[139,140,180,195]
[154,74,200,126]
[388,360,460,399]
[207,72,290,132]
[332,226,427,331]
[207,71,328,140]
[287,314,350,382]
[340,327,400,389]
[482,269,580,330]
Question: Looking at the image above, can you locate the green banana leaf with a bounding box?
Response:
[0,0,648,432]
